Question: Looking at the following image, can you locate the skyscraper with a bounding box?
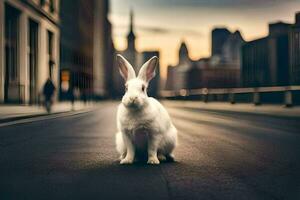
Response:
[124,9,137,71]
[60,0,113,100]
[211,28,231,57]
[289,12,300,85]
[241,22,291,87]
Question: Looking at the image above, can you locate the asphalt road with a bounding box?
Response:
[0,101,300,200]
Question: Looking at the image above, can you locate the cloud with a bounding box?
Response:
[139,25,202,36]
[112,24,203,37]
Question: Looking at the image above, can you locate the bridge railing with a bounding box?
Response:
[160,85,300,107]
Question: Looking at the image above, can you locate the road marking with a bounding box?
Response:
[0,108,96,128]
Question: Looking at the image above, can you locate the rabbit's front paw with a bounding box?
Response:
[120,157,134,165]
[147,156,160,165]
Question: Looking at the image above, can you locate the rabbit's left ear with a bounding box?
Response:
[138,56,158,82]
[116,54,136,81]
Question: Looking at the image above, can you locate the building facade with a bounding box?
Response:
[290,12,300,85]
[93,0,113,98]
[241,38,269,87]
[59,0,113,100]
[221,31,244,65]
[211,28,231,57]
[269,22,290,86]
[0,0,60,104]
[241,22,291,87]
[59,0,94,100]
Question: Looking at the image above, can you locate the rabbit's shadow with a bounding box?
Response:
[115,156,177,167]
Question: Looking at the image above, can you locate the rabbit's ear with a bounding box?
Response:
[138,56,158,82]
[116,54,136,81]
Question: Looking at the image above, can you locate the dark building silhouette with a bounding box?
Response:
[269,22,290,86]
[289,12,300,85]
[175,41,193,90]
[211,28,231,57]
[126,10,136,67]
[222,31,245,65]
[120,9,138,70]
[241,38,269,87]
[166,29,243,91]
[241,22,291,87]
[60,0,94,100]
[165,65,177,90]
[142,51,160,97]
[60,0,113,100]
[178,41,190,65]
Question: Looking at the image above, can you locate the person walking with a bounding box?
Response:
[43,78,56,113]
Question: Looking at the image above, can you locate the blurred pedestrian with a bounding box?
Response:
[43,78,56,113]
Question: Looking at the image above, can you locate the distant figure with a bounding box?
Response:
[43,78,56,113]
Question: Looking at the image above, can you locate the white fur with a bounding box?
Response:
[115,54,178,165]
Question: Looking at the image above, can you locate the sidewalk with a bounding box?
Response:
[162,100,300,117]
[0,101,95,123]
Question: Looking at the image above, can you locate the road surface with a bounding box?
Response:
[0,101,299,200]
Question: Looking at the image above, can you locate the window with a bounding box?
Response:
[40,0,45,6]
[5,4,19,82]
[28,19,39,103]
[49,0,55,13]
[47,31,54,79]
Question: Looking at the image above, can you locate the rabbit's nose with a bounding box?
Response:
[130,96,138,102]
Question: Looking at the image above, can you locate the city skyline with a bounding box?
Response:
[109,0,300,79]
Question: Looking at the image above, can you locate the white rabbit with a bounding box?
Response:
[115,54,178,165]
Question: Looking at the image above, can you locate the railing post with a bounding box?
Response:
[284,87,293,107]
[229,93,235,104]
[202,88,208,103]
[253,88,260,105]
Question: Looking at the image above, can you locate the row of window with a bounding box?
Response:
[4,3,55,82]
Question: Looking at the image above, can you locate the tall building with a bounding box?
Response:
[178,41,190,65]
[241,22,291,87]
[165,41,193,91]
[241,38,269,87]
[126,10,136,66]
[0,0,60,104]
[60,0,113,100]
[221,31,245,65]
[93,0,113,98]
[142,51,160,97]
[289,12,300,85]
[268,22,290,86]
[211,28,231,57]
[60,0,94,100]
[122,10,137,71]
[176,41,193,90]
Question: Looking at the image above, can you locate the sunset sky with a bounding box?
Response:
[109,0,300,80]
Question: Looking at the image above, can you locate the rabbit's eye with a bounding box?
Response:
[142,85,146,92]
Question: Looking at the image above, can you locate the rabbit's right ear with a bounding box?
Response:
[116,54,136,81]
